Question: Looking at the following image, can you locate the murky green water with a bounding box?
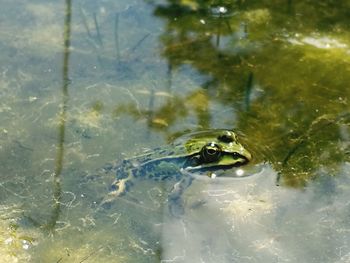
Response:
[0,0,349,262]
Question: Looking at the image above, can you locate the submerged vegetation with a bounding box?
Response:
[0,0,349,262]
[115,0,350,186]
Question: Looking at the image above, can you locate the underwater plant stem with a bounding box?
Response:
[93,12,103,47]
[114,13,121,61]
[130,33,150,53]
[244,72,254,112]
[80,7,93,39]
[45,0,71,231]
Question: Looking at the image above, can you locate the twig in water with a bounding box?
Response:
[130,33,150,53]
[93,12,103,47]
[79,246,104,263]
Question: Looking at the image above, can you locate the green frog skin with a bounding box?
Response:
[103,129,252,216]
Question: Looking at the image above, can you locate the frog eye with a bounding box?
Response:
[201,142,222,163]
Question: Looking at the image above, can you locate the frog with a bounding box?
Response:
[102,129,252,216]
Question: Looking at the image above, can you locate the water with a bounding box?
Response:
[0,0,349,262]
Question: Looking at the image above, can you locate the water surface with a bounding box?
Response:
[0,0,349,262]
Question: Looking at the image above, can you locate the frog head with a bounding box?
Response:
[181,130,252,170]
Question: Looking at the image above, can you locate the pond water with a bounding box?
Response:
[0,0,349,262]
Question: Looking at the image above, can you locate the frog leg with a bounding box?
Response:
[100,167,135,208]
[168,175,193,217]
[114,162,138,193]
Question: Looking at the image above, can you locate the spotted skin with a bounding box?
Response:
[109,158,186,196]
[101,130,252,216]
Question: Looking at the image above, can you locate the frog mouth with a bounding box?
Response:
[234,153,251,165]
[217,151,251,166]
[184,152,251,172]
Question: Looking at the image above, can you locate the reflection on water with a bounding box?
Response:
[0,0,349,262]
[162,164,350,262]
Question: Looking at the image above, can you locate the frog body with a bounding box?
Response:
[104,129,251,215]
